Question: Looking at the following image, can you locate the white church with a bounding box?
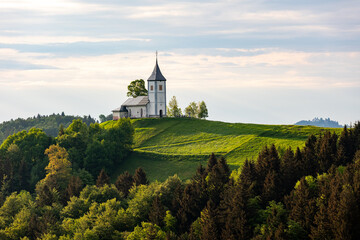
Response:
[112,55,167,120]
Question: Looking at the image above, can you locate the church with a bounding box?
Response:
[112,55,167,120]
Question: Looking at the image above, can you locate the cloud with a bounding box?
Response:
[0,0,108,15]
[0,36,151,45]
[1,48,359,91]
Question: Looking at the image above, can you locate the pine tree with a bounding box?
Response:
[316,131,338,173]
[96,169,110,187]
[115,171,134,197]
[206,153,217,173]
[220,184,250,240]
[302,135,319,176]
[333,185,358,240]
[133,167,149,186]
[200,200,219,240]
[149,196,166,227]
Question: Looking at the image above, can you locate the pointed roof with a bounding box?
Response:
[147,52,166,81]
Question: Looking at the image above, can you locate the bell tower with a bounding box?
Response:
[147,52,167,117]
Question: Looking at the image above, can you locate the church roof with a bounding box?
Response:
[112,96,149,112]
[122,96,149,107]
[147,58,166,81]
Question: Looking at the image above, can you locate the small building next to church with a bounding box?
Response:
[112,55,167,120]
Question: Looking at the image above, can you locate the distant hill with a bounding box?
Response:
[0,113,96,143]
[295,117,343,128]
[102,118,342,181]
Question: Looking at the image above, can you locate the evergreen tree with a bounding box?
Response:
[206,153,217,173]
[200,200,219,240]
[133,167,149,186]
[149,196,166,227]
[115,171,134,197]
[96,169,110,187]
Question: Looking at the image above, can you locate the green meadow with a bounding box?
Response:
[102,118,342,181]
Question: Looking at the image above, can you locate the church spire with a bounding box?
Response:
[147,51,166,81]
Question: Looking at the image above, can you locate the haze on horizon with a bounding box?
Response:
[0,0,359,125]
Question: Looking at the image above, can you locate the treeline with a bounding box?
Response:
[0,121,359,239]
[0,113,96,144]
[295,117,343,128]
[0,118,133,194]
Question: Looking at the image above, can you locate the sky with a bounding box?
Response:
[0,0,359,125]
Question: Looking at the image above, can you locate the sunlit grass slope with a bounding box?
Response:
[102,118,342,181]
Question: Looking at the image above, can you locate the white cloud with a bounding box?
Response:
[1,48,359,90]
[0,0,107,15]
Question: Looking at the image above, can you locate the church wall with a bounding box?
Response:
[113,111,120,120]
[127,106,147,118]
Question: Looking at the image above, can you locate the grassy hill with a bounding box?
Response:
[102,118,342,181]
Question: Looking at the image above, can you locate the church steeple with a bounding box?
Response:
[147,51,166,81]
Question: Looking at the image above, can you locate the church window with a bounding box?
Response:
[159,85,163,91]
[150,85,153,91]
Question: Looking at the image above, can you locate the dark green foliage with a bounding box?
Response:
[133,167,149,186]
[0,113,96,144]
[58,118,134,176]
[0,121,359,239]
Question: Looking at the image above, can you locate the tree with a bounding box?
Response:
[134,167,149,186]
[43,144,72,191]
[185,102,198,118]
[127,79,148,97]
[96,169,110,187]
[167,96,182,117]
[115,171,134,197]
[197,101,208,119]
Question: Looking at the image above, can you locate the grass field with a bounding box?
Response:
[102,118,342,181]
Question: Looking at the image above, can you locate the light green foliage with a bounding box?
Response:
[0,191,33,227]
[127,79,148,97]
[61,196,91,219]
[163,211,177,232]
[167,96,182,117]
[0,191,34,239]
[295,175,318,190]
[127,182,161,223]
[102,118,340,181]
[79,184,122,204]
[127,222,166,240]
[185,102,198,118]
[61,198,130,239]
[255,201,287,237]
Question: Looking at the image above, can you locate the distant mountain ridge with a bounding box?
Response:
[0,113,96,144]
[295,117,343,128]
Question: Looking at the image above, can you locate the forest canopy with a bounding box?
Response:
[0,119,359,239]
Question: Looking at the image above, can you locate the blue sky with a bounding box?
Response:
[0,0,359,125]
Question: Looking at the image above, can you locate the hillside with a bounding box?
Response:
[0,114,96,143]
[102,118,342,181]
